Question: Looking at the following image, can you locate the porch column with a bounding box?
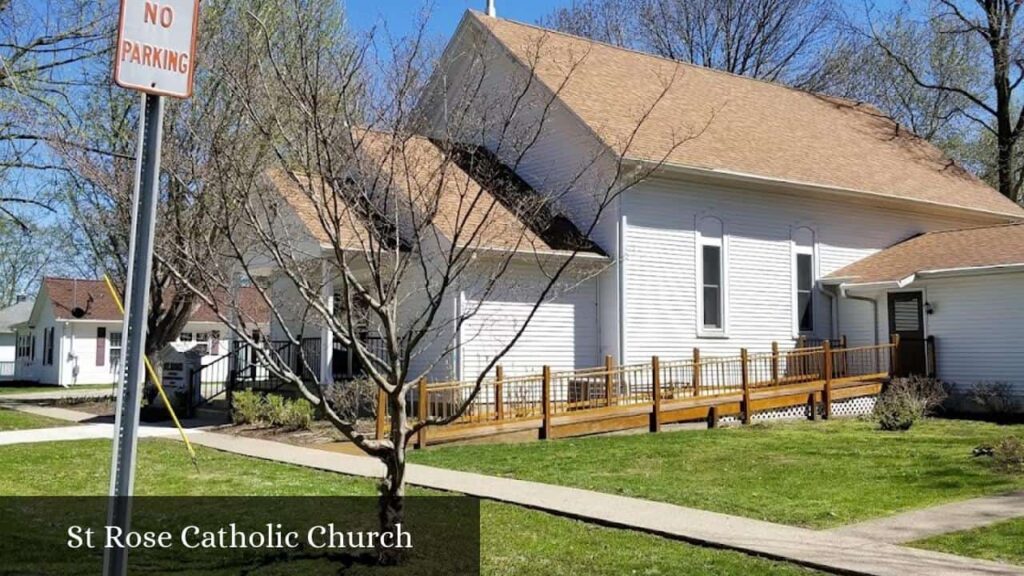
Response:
[320,260,334,386]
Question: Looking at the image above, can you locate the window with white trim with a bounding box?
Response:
[109,331,123,373]
[793,227,816,334]
[42,327,54,366]
[16,333,30,358]
[696,216,726,335]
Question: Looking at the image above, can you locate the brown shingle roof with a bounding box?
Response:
[825,222,1024,285]
[269,132,602,255]
[267,170,373,251]
[468,12,1024,218]
[41,278,270,324]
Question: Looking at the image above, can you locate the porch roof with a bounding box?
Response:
[824,221,1024,288]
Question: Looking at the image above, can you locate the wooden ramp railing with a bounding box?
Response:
[390,338,897,447]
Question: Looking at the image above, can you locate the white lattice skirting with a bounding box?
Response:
[720,395,877,425]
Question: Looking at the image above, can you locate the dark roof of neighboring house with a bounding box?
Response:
[38,278,271,324]
[0,299,33,333]
[465,11,1024,219]
[825,222,1024,285]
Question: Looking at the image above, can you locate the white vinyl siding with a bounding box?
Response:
[461,276,599,378]
[912,272,1024,392]
[620,176,982,363]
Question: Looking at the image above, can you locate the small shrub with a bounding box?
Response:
[232,391,313,430]
[264,394,288,425]
[993,436,1024,474]
[256,394,313,430]
[279,399,314,430]
[873,376,946,431]
[232,391,265,425]
[968,382,1020,417]
[325,378,378,421]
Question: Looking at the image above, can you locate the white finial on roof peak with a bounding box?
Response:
[486,0,496,18]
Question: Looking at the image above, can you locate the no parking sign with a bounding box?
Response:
[114,0,199,98]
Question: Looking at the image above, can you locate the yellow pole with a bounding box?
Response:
[102,274,198,470]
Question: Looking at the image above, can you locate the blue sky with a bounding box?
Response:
[344,1,573,41]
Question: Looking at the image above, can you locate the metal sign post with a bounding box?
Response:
[103,93,164,576]
[105,1,198,574]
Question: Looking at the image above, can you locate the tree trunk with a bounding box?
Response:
[377,391,408,565]
[988,1,1018,200]
[143,352,163,406]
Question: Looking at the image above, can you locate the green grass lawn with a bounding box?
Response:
[0,383,114,395]
[410,418,1024,528]
[911,518,1024,566]
[0,438,817,575]
[0,408,71,431]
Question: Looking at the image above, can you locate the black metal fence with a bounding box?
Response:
[187,336,388,414]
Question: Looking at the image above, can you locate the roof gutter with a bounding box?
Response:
[825,275,916,294]
[916,262,1024,279]
[826,262,1024,291]
[469,245,610,264]
[627,159,1023,224]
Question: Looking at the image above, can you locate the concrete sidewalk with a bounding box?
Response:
[830,491,1024,544]
[3,405,1021,576]
[182,431,1023,576]
[0,422,182,446]
[8,403,107,423]
[0,387,114,402]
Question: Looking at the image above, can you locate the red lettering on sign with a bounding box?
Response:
[114,0,199,97]
[160,6,174,27]
[144,1,157,24]
[143,1,174,28]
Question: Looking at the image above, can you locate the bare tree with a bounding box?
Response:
[0,0,110,227]
[52,0,304,388]
[543,0,840,89]
[0,221,76,306]
[861,0,1024,203]
[160,3,706,560]
[819,11,988,168]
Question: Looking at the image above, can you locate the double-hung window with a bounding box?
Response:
[697,217,726,336]
[109,331,123,373]
[96,327,106,367]
[16,334,30,358]
[793,227,816,335]
[42,327,54,366]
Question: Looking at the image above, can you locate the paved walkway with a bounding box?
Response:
[0,422,182,446]
[0,387,114,402]
[3,404,1022,576]
[182,432,1022,576]
[8,403,107,422]
[830,491,1024,544]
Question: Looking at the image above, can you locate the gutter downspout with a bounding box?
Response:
[616,207,627,365]
[842,289,880,346]
[820,286,838,341]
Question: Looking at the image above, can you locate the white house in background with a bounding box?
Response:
[12,277,270,387]
[0,296,33,379]
[260,11,1024,408]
